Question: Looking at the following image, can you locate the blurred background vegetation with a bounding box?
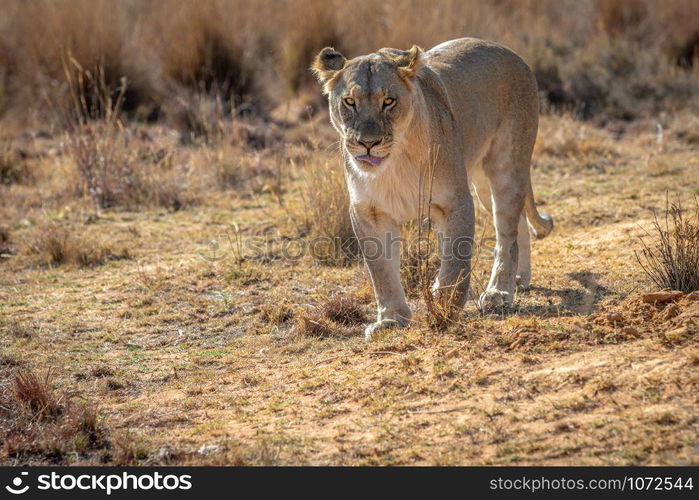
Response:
[0,0,697,134]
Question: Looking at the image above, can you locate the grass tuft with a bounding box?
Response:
[292,157,359,266]
[293,313,337,339]
[24,223,131,268]
[0,140,32,185]
[1,370,112,464]
[319,295,367,326]
[260,302,294,326]
[636,197,699,293]
[11,370,62,419]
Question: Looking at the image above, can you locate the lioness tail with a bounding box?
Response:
[524,182,554,239]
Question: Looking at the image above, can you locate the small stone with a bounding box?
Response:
[641,291,684,304]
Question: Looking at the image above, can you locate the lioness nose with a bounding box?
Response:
[358,138,382,151]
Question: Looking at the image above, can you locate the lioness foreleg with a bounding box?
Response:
[432,197,475,317]
[350,204,412,339]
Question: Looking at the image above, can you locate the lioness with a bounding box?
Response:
[312,38,553,338]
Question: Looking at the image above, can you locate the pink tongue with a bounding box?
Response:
[356,155,383,166]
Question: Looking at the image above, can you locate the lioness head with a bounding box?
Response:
[312,45,422,171]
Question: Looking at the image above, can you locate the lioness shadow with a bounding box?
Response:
[482,271,614,319]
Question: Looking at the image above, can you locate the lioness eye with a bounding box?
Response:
[343,97,355,107]
[383,97,396,108]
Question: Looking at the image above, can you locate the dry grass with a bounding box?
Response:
[1,0,698,467]
[637,198,699,293]
[259,302,294,326]
[1,320,34,339]
[292,295,367,338]
[319,295,367,326]
[1,116,697,463]
[0,225,10,258]
[0,140,32,185]
[11,371,62,418]
[1,370,111,464]
[23,223,130,268]
[400,221,441,298]
[292,155,359,266]
[293,313,340,339]
[1,0,698,129]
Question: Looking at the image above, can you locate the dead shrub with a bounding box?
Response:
[157,1,261,106]
[0,370,112,464]
[636,197,699,293]
[3,0,158,125]
[56,63,193,210]
[293,157,359,266]
[401,221,440,298]
[259,302,294,326]
[149,0,271,140]
[1,319,34,339]
[292,313,336,339]
[67,125,192,210]
[11,370,62,419]
[0,140,32,185]
[24,223,130,268]
[319,295,367,326]
[1,0,699,126]
[560,36,695,120]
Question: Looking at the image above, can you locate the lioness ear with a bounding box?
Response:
[394,45,423,78]
[312,47,346,93]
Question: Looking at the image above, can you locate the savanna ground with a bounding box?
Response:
[1,0,699,465]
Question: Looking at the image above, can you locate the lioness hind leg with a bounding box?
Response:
[516,214,531,289]
[479,187,522,310]
[472,178,531,291]
[471,166,532,294]
[478,135,531,311]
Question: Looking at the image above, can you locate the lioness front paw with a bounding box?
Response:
[516,273,531,290]
[478,289,511,312]
[364,317,409,340]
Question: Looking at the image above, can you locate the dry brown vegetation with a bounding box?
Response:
[636,197,699,293]
[1,0,698,129]
[0,370,112,464]
[22,222,131,268]
[1,0,698,465]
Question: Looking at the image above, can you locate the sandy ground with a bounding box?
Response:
[1,114,698,464]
